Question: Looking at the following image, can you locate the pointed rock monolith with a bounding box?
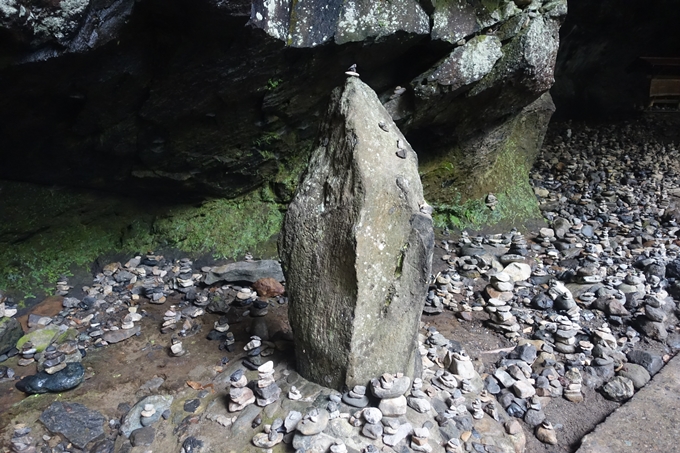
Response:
[279,77,433,390]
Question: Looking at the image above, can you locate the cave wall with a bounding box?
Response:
[0,0,564,227]
[552,0,680,118]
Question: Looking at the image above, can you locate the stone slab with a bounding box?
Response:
[39,401,105,449]
[576,354,680,453]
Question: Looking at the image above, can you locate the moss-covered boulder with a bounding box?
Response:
[16,326,64,353]
[420,93,555,230]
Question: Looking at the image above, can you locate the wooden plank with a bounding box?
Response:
[650,78,680,97]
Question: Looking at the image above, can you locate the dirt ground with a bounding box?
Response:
[0,235,666,453]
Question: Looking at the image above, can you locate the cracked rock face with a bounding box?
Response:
[0,0,565,227]
[279,77,434,390]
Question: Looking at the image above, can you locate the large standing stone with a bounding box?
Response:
[279,77,434,390]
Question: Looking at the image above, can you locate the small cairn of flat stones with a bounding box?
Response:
[553,315,580,353]
[255,361,280,406]
[288,385,302,400]
[170,337,185,357]
[41,345,66,374]
[411,426,432,453]
[486,297,520,338]
[228,369,255,412]
[17,342,37,367]
[140,404,156,427]
[10,424,35,453]
[161,306,179,334]
[407,377,431,413]
[563,367,584,403]
[252,417,284,448]
[343,384,369,408]
[174,258,198,291]
[372,373,410,417]
[121,306,142,330]
[243,335,263,368]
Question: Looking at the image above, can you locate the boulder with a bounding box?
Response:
[16,362,84,394]
[279,77,433,390]
[0,317,23,355]
[16,326,62,353]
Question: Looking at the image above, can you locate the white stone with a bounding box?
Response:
[512,380,536,399]
[503,262,532,282]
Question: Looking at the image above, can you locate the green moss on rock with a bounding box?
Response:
[153,188,283,260]
[422,93,554,231]
[0,181,284,300]
[16,326,62,352]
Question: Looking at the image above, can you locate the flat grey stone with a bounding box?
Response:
[617,364,650,390]
[371,375,411,399]
[362,422,383,439]
[130,426,155,447]
[230,403,262,436]
[626,350,664,376]
[407,396,431,413]
[297,408,329,435]
[292,432,335,452]
[102,325,140,344]
[602,376,634,402]
[204,260,284,285]
[39,402,105,449]
[379,395,408,417]
[383,422,412,447]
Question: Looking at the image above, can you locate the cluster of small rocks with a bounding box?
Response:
[2,118,680,452]
[0,256,286,395]
[10,424,36,453]
[420,119,680,446]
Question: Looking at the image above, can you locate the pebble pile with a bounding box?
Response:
[423,118,680,445]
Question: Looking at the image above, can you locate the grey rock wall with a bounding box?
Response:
[0,0,566,228]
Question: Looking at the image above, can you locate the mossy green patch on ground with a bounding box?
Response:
[0,182,154,299]
[0,181,284,302]
[152,188,284,260]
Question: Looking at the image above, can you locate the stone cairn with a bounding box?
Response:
[10,424,36,453]
[254,360,281,406]
[227,369,254,412]
[17,342,36,367]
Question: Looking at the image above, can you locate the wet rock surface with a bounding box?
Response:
[16,362,84,394]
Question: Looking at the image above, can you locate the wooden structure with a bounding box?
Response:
[641,57,680,109]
